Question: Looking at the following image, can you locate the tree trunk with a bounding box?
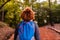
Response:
[48,0,54,26]
[2,8,4,21]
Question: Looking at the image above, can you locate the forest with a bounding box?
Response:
[0,0,60,27]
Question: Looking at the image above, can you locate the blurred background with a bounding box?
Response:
[0,0,60,27]
[0,0,60,40]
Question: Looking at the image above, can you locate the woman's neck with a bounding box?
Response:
[23,20,33,22]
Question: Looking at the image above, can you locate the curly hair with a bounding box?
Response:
[21,7,35,21]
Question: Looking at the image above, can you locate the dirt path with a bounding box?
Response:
[9,27,60,40]
[40,27,60,40]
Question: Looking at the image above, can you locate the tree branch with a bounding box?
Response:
[0,0,11,9]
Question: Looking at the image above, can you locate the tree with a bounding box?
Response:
[0,0,11,21]
[0,0,22,27]
[19,0,37,9]
[0,0,10,9]
[52,4,60,23]
[48,0,54,26]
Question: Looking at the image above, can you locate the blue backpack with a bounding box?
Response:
[18,21,35,40]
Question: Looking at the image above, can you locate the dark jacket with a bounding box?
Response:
[14,22,40,40]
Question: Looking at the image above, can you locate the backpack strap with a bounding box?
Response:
[14,21,22,40]
[34,22,40,40]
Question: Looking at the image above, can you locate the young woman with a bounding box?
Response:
[14,7,40,40]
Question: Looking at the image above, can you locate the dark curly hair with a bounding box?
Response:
[21,7,35,21]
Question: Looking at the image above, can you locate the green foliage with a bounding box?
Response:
[0,0,22,27]
[52,4,60,23]
[33,0,60,26]
[0,0,60,27]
